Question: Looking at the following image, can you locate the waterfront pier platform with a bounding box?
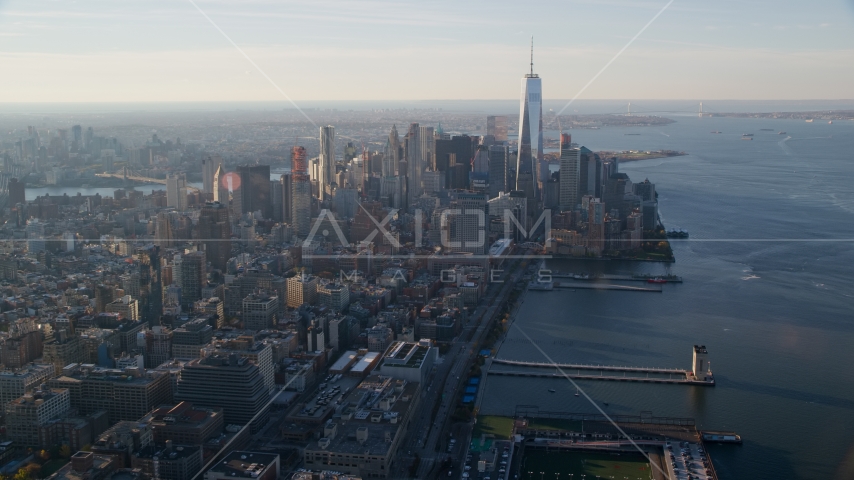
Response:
[490,359,715,386]
[553,282,662,292]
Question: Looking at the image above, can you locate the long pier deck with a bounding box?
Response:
[552,273,683,283]
[553,282,662,292]
[488,369,714,386]
[490,359,715,386]
[493,358,688,374]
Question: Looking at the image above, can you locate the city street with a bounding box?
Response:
[394,255,530,479]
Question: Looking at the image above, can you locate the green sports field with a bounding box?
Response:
[520,450,653,480]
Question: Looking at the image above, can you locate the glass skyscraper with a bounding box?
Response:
[516,44,543,205]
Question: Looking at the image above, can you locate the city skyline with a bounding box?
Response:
[0,2,853,479]
[2,0,854,103]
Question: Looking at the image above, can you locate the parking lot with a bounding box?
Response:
[459,439,515,480]
[664,441,714,480]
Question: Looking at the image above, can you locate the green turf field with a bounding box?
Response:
[520,450,653,480]
[473,415,514,439]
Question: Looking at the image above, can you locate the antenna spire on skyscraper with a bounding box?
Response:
[530,36,534,76]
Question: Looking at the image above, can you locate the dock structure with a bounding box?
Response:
[553,282,661,292]
[490,346,716,386]
[493,358,687,374]
[488,369,714,386]
[551,273,684,283]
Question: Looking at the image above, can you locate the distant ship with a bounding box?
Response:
[742,137,753,140]
[666,229,689,238]
[624,133,641,136]
[711,131,722,134]
[805,119,814,123]
[647,278,667,284]
[742,133,754,137]
[778,131,787,135]
[760,129,774,131]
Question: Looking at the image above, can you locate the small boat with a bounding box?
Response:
[574,387,580,397]
[742,133,753,137]
[603,402,609,406]
[778,131,787,135]
[710,131,722,134]
[742,137,753,140]
[548,389,556,393]
[805,119,814,123]
[829,120,833,124]
[760,129,774,131]
[667,229,689,238]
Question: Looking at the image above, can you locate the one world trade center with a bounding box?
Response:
[516,38,543,208]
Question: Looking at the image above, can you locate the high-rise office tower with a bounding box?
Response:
[279,173,292,224]
[154,212,174,248]
[487,116,508,141]
[135,244,162,326]
[71,125,82,145]
[470,145,490,193]
[94,285,114,313]
[235,165,272,218]
[270,179,283,221]
[166,173,188,211]
[174,251,206,309]
[516,39,543,206]
[559,133,580,211]
[445,191,489,255]
[587,198,605,254]
[8,178,25,205]
[419,125,434,176]
[472,145,489,174]
[197,202,231,271]
[201,155,223,197]
[435,135,473,189]
[213,164,228,204]
[578,147,601,198]
[384,125,400,176]
[291,146,312,237]
[488,145,508,199]
[319,126,335,201]
[406,123,421,208]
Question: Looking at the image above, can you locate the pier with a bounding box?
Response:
[493,358,688,374]
[489,346,716,387]
[551,273,683,283]
[488,369,714,386]
[553,282,662,292]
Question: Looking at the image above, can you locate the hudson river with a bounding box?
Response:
[482,116,854,479]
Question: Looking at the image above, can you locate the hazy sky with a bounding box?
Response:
[1,0,853,103]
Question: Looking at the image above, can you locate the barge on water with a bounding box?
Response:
[702,431,742,444]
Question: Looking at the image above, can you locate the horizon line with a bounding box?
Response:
[2,98,854,105]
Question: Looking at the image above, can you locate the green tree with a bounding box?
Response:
[23,464,41,479]
[59,445,72,459]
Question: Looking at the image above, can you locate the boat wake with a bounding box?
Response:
[778,136,793,156]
